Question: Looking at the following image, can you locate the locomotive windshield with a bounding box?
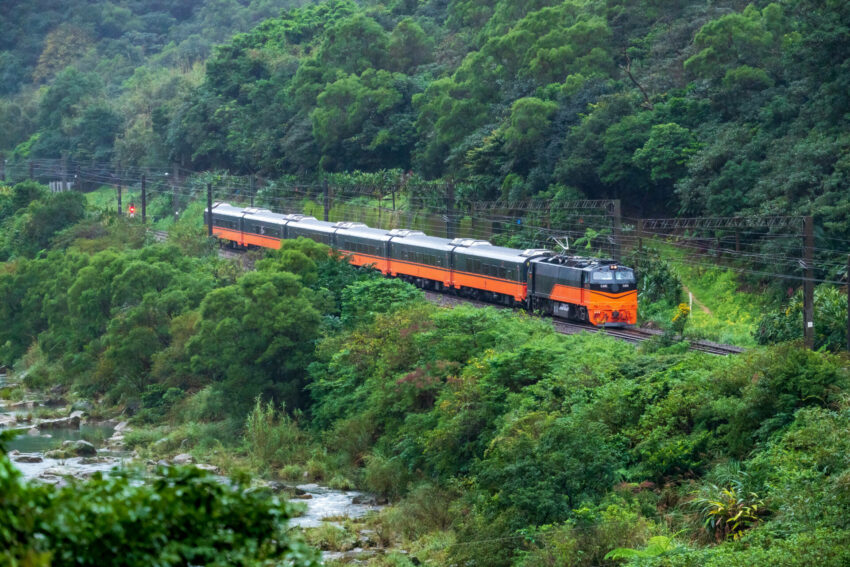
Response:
[591,268,634,283]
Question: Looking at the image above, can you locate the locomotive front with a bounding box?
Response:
[584,264,637,326]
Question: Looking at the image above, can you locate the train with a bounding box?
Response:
[206,202,637,327]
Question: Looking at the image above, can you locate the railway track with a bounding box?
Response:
[424,291,745,356]
[150,229,745,356]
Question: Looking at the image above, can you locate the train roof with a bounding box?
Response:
[333,222,392,241]
[532,254,621,270]
[287,217,336,233]
[391,232,456,251]
[453,244,536,263]
[210,202,245,216]
[243,207,289,223]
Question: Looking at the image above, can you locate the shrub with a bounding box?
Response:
[0,431,320,566]
[245,397,314,472]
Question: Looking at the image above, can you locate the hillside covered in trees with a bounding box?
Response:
[0,185,848,565]
[2,0,849,224]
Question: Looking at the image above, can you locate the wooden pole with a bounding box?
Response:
[637,218,644,253]
[446,181,455,239]
[207,183,213,237]
[117,182,122,215]
[612,199,622,261]
[141,174,147,223]
[323,179,330,222]
[803,216,815,350]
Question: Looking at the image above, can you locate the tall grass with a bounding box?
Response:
[245,397,314,473]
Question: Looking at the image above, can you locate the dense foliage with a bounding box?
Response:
[304,300,850,565]
[0,432,318,566]
[2,0,849,231]
[0,189,848,565]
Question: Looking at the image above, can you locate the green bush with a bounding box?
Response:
[245,396,314,472]
[755,285,848,351]
[0,431,320,566]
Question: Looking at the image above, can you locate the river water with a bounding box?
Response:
[2,393,383,527]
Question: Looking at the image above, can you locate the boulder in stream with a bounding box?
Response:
[172,453,194,465]
[13,454,43,463]
[38,415,80,430]
[62,439,97,457]
[70,400,93,413]
[0,414,17,427]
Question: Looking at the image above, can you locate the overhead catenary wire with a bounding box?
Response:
[13,158,850,286]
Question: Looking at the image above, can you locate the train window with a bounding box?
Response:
[592,270,615,282]
[615,269,634,282]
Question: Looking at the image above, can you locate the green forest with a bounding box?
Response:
[2,0,850,224]
[0,184,848,565]
[2,0,850,565]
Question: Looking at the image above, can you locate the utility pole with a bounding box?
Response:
[141,174,147,223]
[636,218,644,253]
[612,199,622,261]
[446,181,455,239]
[61,153,68,192]
[803,216,814,350]
[117,181,122,216]
[250,174,255,207]
[323,179,330,222]
[207,183,213,237]
[172,164,179,221]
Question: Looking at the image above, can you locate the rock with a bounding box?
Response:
[69,440,97,457]
[352,494,379,506]
[172,453,193,465]
[114,421,130,433]
[50,384,67,395]
[69,410,85,420]
[0,414,17,427]
[13,454,43,463]
[44,449,71,459]
[70,400,93,413]
[27,427,40,436]
[79,456,110,465]
[8,449,19,456]
[156,459,170,467]
[194,463,220,474]
[37,415,80,430]
[292,493,313,500]
[44,398,67,407]
[40,466,75,479]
